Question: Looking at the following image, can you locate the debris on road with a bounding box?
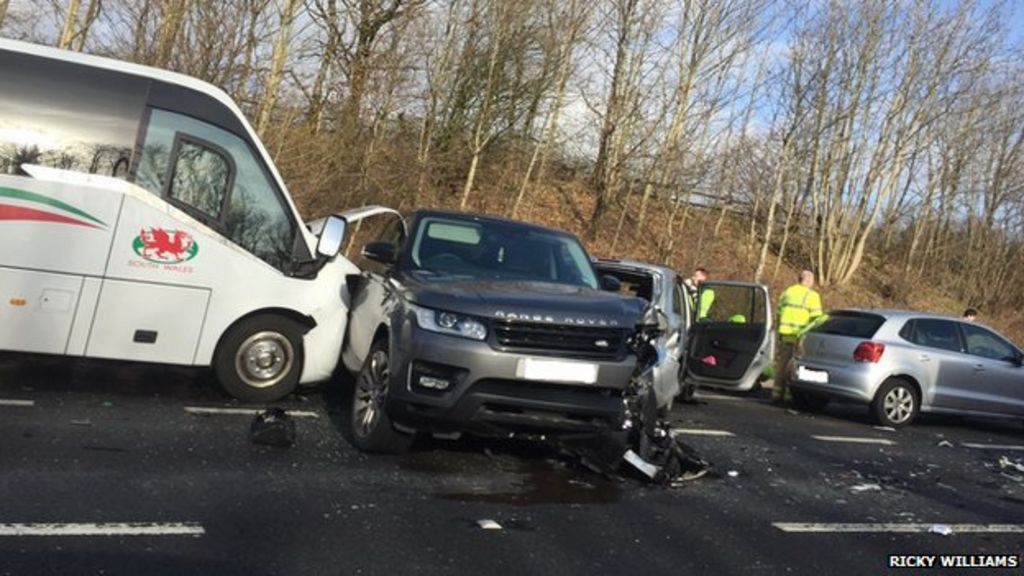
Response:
[873,426,896,432]
[937,440,954,448]
[559,306,711,487]
[998,456,1024,474]
[850,483,882,493]
[727,470,740,478]
[249,408,295,447]
[623,450,660,479]
[476,519,503,530]
[928,524,953,536]
[69,419,92,427]
[998,456,1024,482]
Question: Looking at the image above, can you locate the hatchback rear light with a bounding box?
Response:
[853,341,885,363]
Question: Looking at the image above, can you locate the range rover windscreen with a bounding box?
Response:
[405,216,599,288]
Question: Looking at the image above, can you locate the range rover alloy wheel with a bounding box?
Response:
[350,339,413,453]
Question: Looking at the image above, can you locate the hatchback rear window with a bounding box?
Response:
[808,312,885,338]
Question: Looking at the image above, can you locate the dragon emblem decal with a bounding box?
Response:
[132,228,199,264]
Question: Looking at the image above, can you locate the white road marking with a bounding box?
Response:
[773,522,1024,534]
[812,435,895,446]
[0,522,205,537]
[962,443,1024,451]
[671,428,736,437]
[184,406,319,418]
[0,399,34,407]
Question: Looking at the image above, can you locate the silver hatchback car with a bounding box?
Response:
[786,309,1024,427]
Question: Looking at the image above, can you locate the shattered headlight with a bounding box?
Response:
[409,303,487,341]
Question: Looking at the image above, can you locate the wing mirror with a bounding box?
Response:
[362,241,397,265]
[600,274,622,292]
[315,215,347,258]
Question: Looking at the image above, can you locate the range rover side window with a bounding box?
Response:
[907,318,963,353]
[136,108,297,271]
[960,323,1018,362]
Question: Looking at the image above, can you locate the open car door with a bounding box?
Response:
[684,281,773,392]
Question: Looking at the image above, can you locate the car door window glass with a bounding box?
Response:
[135,108,297,270]
[961,323,1018,362]
[907,319,963,352]
[697,284,761,324]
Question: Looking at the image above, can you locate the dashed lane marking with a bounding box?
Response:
[0,522,205,537]
[0,399,34,407]
[961,443,1024,451]
[773,522,1024,534]
[671,429,736,437]
[184,406,320,418]
[811,435,895,446]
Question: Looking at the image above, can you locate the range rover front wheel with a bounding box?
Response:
[350,339,413,453]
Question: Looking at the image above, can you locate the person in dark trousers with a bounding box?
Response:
[775,270,823,403]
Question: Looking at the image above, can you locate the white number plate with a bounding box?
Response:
[518,358,599,384]
[797,365,828,384]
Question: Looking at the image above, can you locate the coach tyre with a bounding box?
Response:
[870,377,919,428]
[215,315,304,403]
[350,339,413,453]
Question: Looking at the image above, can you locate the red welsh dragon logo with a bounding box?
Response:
[132,227,200,264]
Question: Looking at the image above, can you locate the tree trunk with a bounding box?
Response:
[57,0,83,49]
[256,0,301,137]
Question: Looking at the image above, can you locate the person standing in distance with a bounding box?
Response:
[775,270,823,403]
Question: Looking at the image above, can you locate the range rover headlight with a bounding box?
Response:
[409,303,487,341]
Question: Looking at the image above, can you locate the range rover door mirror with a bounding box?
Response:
[316,215,347,258]
[600,274,622,292]
[362,241,397,265]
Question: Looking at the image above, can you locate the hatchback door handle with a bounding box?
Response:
[919,354,930,362]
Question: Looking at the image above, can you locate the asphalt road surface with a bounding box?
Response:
[1,354,1023,575]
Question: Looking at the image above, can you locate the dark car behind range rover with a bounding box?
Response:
[339,209,645,452]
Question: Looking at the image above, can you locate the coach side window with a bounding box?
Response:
[0,51,143,178]
[135,108,298,271]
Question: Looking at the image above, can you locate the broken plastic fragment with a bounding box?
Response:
[477,519,502,530]
[850,483,882,493]
[998,456,1024,474]
[727,470,739,478]
[623,449,661,479]
[937,440,954,447]
[928,524,953,536]
[873,426,896,432]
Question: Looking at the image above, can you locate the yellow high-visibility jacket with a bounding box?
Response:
[778,284,822,341]
[688,288,715,320]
